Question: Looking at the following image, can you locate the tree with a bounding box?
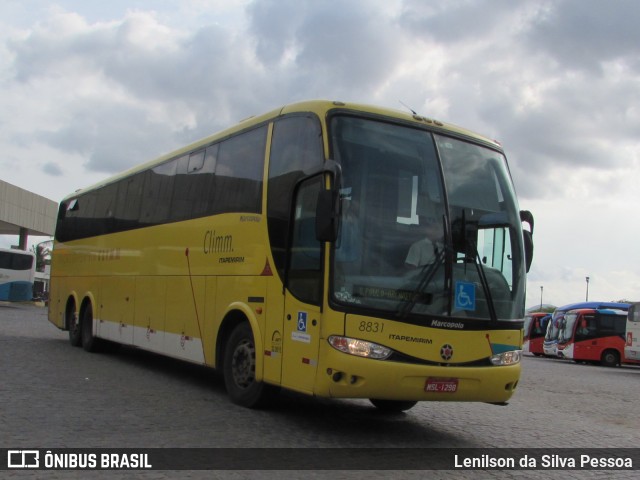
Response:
[31,240,52,272]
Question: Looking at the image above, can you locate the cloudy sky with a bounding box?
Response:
[1,0,639,308]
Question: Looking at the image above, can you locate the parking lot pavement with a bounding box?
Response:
[1,303,639,479]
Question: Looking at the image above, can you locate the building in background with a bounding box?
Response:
[0,179,57,300]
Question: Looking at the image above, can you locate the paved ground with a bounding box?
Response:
[1,303,638,479]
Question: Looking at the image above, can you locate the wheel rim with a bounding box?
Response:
[70,315,79,336]
[231,338,256,389]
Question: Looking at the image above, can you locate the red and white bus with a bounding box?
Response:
[556,307,637,367]
[543,302,629,357]
[523,312,550,356]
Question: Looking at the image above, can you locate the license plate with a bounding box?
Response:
[425,377,458,393]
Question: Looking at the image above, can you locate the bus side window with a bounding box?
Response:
[267,115,324,277]
[582,315,597,338]
[288,176,323,305]
[190,146,217,218]
[141,159,177,225]
[214,126,266,214]
[94,183,119,235]
[114,173,145,230]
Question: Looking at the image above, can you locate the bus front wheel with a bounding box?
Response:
[223,322,277,408]
[601,350,620,367]
[68,308,81,347]
[369,399,418,413]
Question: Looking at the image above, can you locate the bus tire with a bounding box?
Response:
[67,306,81,347]
[81,303,101,353]
[369,399,418,412]
[223,322,277,408]
[601,350,619,367]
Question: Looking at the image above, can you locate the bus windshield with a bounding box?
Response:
[330,115,525,321]
[558,312,578,345]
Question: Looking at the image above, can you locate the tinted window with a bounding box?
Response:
[170,154,192,221]
[171,149,218,221]
[115,173,145,230]
[140,159,176,225]
[95,183,118,224]
[189,146,217,219]
[288,176,324,305]
[267,115,324,275]
[55,125,267,242]
[214,126,267,213]
[0,251,34,270]
[599,315,626,335]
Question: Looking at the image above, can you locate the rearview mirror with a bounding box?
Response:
[520,210,534,273]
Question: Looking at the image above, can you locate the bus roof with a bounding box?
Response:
[565,307,628,316]
[525,312,550,318]
[61,99,504,202]
[0,247,35,257]
[555,301,630,313]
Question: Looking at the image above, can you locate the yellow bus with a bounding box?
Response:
[48,100,534,412]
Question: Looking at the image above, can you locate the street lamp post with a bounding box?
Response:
[540,285,543,310]
[585,276,590,302]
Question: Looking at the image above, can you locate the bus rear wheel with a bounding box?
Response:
[81,303,101,353]
[369,399,418,413]
[601,350,620,367]
[223,322,277,408]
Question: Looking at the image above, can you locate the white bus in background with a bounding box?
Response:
[625,303,640,363]
[0,247,36,301]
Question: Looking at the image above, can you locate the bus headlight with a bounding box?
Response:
[490,350,522,366]
[328,335,392,360]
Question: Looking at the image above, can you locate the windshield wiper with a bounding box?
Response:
[455,209,498,323]
[471,247,498,323]
[397,246,447,319]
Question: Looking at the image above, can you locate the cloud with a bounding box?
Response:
[4,2,411,179]
[5,11,246,175]
[246,0,409,99]
[40,101,182,173]
[398,0,527,44]
[42,162,63,176]
[2,0,640,306]
[3,1,640,184]
[389,1,640,202]
[524,0,640,75]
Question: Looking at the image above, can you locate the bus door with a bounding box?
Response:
[626,303,640,362]
[281,176,324,393]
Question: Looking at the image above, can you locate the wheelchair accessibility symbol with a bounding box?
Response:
[455,281,476,311]
[297,312,308,332]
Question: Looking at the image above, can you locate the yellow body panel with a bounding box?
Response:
[315,343,520,403]
[133,276,166,354]
[345,314,521,363]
